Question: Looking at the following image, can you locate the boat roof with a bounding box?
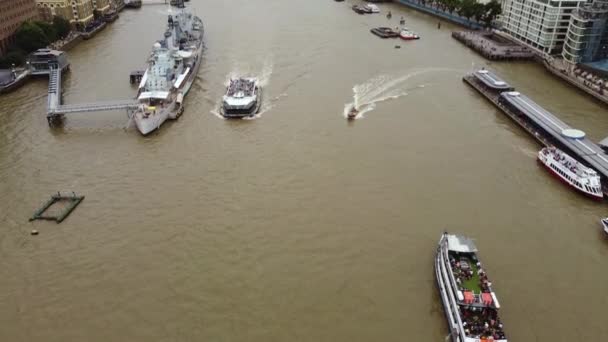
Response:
[474,69,512,90]
[501,91,608,178]
[138,91,170,100]
[224,97,256,108]
[31,49,64,56]
[446,234,478,253]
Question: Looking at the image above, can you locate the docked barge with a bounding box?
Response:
[464,69,608,196]
[436,233,507,342]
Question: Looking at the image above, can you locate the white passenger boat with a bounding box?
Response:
[436,233,507,342]
[363,4,380,12]
[221,78,262,118]
[538,146,603,200]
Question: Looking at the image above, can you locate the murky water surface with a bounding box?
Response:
[1,0,608,340]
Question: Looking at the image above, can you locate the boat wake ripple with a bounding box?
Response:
[343,68,452,120]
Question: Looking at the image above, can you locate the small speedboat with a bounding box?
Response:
[399,29,420,40]
[347,107,358,120]
[601,218,608,234]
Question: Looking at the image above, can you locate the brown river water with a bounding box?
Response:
[1,0,608,340]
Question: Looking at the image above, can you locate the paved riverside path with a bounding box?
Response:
[397,0,482,29]
[452,31,534,60]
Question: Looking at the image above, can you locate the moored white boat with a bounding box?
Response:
[538,146,603,200]
[436,233,507,342]
[399,29,420,40]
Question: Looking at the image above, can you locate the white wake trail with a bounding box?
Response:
[344,67,451,120]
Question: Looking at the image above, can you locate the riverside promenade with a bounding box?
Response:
[544,58,608,106]
[452,31,534,60]
[396,0,482,29]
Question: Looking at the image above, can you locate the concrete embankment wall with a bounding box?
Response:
[58,35,83,52]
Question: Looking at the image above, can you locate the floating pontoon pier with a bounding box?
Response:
[130,70,145,84]
[464,69,608,194]
[30,192,85,223]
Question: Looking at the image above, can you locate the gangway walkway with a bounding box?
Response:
[46,67,139,123]
[47,67,61,112]
[52,101,140,114]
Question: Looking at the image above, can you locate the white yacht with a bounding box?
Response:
[133,5,203,135]
[436,233,507,342]
[364,3,380,12]
[221,78,261,118]
[538,147,603,200]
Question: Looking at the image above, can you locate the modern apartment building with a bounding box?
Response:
[36,0,95,27]
[500,0,586,55]
[562,0,608,64]
[0,0,39,56]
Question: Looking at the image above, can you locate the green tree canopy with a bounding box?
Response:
[457,0,478,20]
[35,21,58,42]
[483,0,502,27]
[14,22,49,53]
[0,50,26,68]
[52,16,71,39]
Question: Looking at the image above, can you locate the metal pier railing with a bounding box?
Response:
[47,67,61,113]
[45,67,139,121]
[52,101,140,114]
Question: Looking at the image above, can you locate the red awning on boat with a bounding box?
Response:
[463,291,474,304]
[482,292,493,305]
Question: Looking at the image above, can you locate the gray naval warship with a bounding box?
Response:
[132,0,204,135]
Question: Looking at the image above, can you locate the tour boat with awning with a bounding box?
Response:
[436,233,507,342]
